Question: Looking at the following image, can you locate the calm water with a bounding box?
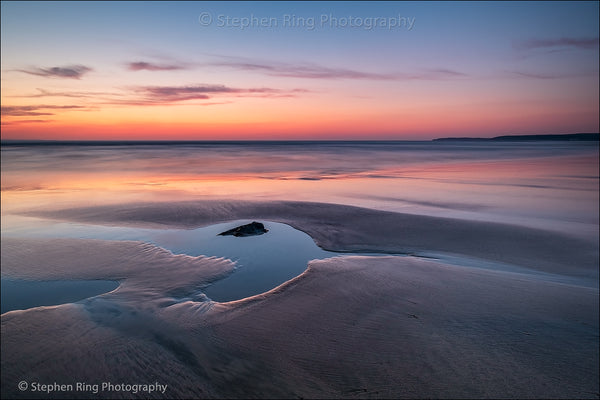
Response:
[1,218,338,309]
[2,141,598,236]
[0,279,119,314]
[1,141,598,311]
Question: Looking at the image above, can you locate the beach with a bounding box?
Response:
[2,200,598,399]
[2,0,599,397]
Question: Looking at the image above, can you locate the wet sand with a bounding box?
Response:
[28,200,599,278]
[1,200,598,398]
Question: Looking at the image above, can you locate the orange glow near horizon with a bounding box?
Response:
[2,96,598,141]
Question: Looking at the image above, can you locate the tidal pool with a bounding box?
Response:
[148,220,338,302]
[1,217,338,310]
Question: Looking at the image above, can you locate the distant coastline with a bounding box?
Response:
[432,133,599,142]
[1,133,598,146]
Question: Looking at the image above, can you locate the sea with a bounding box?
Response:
[2,140,598,237]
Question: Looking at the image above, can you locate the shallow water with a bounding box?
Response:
[0,279,119,314]
[1,218,338,309]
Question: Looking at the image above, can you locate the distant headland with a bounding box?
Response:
[432,133,599,142]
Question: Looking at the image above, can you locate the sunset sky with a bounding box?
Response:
[1,1,598,140]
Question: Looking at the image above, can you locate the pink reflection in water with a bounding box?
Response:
[1,142,598,239]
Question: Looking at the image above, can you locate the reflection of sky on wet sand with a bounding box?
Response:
[1,141,598,238]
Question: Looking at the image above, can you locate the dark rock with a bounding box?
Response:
[218,221,268,237]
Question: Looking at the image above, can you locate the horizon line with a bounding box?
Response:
[1,133,598,145]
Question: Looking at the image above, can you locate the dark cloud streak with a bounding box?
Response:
[211,58,467,80]
[509,71,565,80]
[514,37,599,51]
[127,61,186,71]
[15,88,122,99]
[1,119,52,126]
[17,65,92,79]
[506,69,598,80]
[1,105,87,117]
[128,84,303,104]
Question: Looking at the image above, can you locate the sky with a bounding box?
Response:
[1,1,598,140]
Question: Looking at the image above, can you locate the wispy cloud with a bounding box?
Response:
[141,84,239,98]
[214,60,398,80]
[123,55,467,81]
[14,88,123,99]
[17,65,93,79]
[124,84,306,105]
[211,57,467,80]
[1,105,87,117]
[1,119,52,126]
[508,71,566,80]
[505,69,598,80]
[126,61,187,71]
[514,37,599,51]
[416,68,467,79]
[9,84,307,109]
[1,104,92,126]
